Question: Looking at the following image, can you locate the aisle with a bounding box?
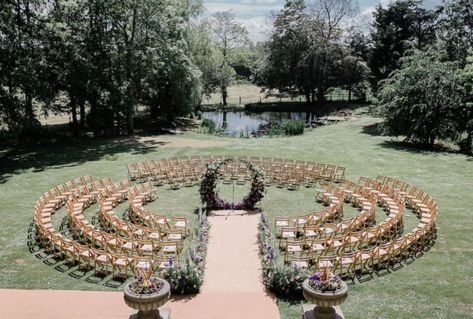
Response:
[168,211,280,319]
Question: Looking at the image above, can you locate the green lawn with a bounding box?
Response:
[1,109,472,318]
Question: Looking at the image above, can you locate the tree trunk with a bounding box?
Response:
[79,98,86,128]
[24,90,35,135]
[348,84,352,102]
[127,108,134,136]
[71,99,79,139]
[317,86,324,108]
[222,87,228,106]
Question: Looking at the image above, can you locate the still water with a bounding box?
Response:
[202,111,315,136]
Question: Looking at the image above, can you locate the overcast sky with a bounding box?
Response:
[203,0,442,42]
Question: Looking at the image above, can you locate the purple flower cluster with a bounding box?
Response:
[308,272,342,292]
[129,276,164,294]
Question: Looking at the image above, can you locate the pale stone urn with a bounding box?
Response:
[123,278,171,319]
[302,279,348,319]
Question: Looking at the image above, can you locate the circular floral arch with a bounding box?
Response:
[199,158,265,210]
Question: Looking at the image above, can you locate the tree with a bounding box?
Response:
[257,0,357,108]
[255,0,309,98]
[43,0,91,138]
[458,53,473,152]
[437,0,473,66]
[346,30,370,61]
[340,54,369,102]
[378,48,464,146]
[187,20,221,104]
[368,0,438,91]
[210,11,248,105]
[0,0,49,136]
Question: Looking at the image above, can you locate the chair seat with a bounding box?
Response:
[175,221,186,228]
[276,221,289,227]
[311,244,325,251]
[140,244,153,252]
[287,246,302,252]
[163,245,177,253]
[168,233,182,240]
[293,261,308,269]
[339,257,353,264]
[282,232,296,238]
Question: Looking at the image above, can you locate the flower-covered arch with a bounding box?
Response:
[199,158,265,210]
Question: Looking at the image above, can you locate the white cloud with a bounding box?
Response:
[237,16,274,42]
[205,2,282,14]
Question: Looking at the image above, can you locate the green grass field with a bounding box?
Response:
[1,108,472,318]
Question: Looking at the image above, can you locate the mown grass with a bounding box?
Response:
[0,108,472,317]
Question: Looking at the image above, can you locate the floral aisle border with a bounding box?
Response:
[258,212,309,296]
[164,210,209,294]
[199,158,265,210]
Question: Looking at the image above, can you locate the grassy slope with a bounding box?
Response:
[0,110,472,317]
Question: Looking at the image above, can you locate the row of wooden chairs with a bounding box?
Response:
[34,177,179,279]
[126,156,346,190]
[282,176,437,277]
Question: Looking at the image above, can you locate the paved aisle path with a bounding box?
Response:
[0,211,280,319]
[167,211,280,319]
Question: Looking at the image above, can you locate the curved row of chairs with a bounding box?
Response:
[127,155,346,190]
[274,176,437,279]
[34,177,190,279]
[278,181,405,263]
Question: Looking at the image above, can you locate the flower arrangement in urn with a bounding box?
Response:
[307,267,343,293]
[123,265,171,319]
[129,272,165,295]
[302,267,348,319]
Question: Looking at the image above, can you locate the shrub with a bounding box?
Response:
[164,259,203,294]
[283,120,304,136]
[163,216,209,294]
[201,118,217,134]
[258,214,309,296]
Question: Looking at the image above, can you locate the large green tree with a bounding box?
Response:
[368,0,437,91]
[0,0,49,136]
[438,0,473,66]
[209,11,248,105]
[257,0,359,107]
[379,48,464,145]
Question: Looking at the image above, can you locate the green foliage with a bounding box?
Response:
[164,259,203,294]
[258,215,309,296]
[282,120,304,136]
[209,11,249,105]
[378,49,465,145]
[201,118,217,134]
[163,218,209,294]
[256,0,365,106]
[458,54,473,152]
[368,0,437,90]
[0,0,203,137]
[437,0,473,65]
[267,123,285,137]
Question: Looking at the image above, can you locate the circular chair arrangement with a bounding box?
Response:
[32,155,437,283]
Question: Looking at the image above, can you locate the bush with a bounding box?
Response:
[201,118,217,134]
[283,120,304,136]
[164,260,203,294]
[163,216,209,294]
[258,214,309,296]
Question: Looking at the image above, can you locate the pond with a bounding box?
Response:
[201,111,316,137]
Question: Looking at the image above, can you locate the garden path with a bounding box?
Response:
[167,210,280,318]
[0,211,280,319]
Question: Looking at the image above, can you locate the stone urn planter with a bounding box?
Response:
[123,278,171,319]
[302,278,348,319]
